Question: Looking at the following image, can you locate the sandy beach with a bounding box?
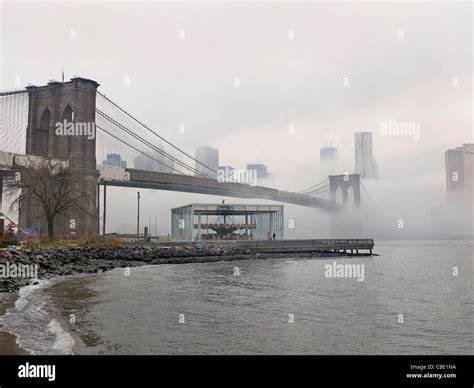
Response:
[0,293,29,354]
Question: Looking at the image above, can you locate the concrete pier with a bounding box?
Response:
[131,238,375,255]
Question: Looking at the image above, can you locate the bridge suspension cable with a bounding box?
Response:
[303,185,330,196]
[96,109,206,176]
[95,123,187,175]
[359,180,379,210]
[298,178,329,195]
[96,91,217,177]
[0,90,28,154]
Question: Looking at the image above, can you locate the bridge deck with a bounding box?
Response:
[102,168,342,211]
[0,151,342,211]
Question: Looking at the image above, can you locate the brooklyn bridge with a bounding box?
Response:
[0,77,372,236]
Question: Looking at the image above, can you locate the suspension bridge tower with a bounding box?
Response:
[328,174,361,207]
[19,77,100,237]
[328,173,364,237]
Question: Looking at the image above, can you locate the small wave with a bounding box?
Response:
[15,280,50,311]
[0,279,74,355]
[48,319,75,355]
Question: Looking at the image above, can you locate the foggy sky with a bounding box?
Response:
[1,1,472,237]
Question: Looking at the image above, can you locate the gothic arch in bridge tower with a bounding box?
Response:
[329,174,361,207]
[347,184,355,205]
[56,103,74,159]
[335,185,343,204]
[37,107,50,157]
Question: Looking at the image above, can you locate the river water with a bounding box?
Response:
[1,240,472,355]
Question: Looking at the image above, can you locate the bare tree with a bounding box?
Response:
[5,157,93,240]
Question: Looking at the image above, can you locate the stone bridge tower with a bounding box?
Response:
[328,173,363,238]
[329,174,361,207]
[19,77,99,237]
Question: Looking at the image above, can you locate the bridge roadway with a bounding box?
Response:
[0,151,342,211]
[102,168,342,211]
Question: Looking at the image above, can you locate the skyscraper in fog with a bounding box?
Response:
[445,143,474,203]
[320,145,337,162]
[246,163,268,179]
[102,153,127,168]
[195,146,219,177]
[319,145,338,180]
[354,132,378,179]
[433,143,474,235]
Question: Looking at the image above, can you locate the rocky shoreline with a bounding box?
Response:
[0,244,367,293]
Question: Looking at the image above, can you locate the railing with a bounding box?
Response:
[245,239,374,246]
[235,239,374,253]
